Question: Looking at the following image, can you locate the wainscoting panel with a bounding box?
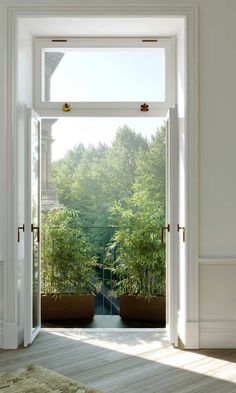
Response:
[199,258,236,348]
[199,259,236,321]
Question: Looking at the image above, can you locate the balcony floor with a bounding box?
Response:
[42,315,165,329]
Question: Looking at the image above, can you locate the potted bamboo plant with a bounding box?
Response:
[108,191,166,322]
[41,207,97,321]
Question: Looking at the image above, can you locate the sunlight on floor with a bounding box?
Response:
[44,328,236,384]
[44,328,169,356]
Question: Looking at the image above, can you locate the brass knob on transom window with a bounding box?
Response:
[140,103,149,112]
[62,103,71,112]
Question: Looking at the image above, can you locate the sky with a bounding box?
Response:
[45,47,166,161]
[49,48,165,102]
[51,117,164,161]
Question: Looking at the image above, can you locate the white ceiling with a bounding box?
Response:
[20,17,184,37]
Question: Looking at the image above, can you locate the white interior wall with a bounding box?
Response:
[198,0,236,348]
[198,1,236,257]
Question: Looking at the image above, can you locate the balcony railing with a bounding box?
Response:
[41,189,60,211]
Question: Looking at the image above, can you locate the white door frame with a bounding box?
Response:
[1,2,198,349]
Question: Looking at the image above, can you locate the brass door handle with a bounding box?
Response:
[17,224,24,243]
[31,224,40,243]
[161,224,170,243]
[177,224,185,242]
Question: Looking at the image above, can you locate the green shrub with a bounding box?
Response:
[107,191,165,300]
[41,207,97,295]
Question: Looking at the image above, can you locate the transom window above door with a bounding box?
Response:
[34,37,176,117]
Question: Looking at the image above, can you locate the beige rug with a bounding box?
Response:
[0,365,103,393]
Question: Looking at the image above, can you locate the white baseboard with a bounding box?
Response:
[3,322,18,349]
[0,321,3,348]
[0,323,24,349]
[178,313,186,346]
[178,314,199,349]
[200,321,236,348]
[185,321,199,349]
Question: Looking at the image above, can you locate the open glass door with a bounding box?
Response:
[24,108,41,347]
[165,105,179,346]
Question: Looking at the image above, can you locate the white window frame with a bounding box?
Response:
[34,37,176,117]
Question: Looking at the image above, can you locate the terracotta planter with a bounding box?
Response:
[119,294,166,322]
[41,293,95,321]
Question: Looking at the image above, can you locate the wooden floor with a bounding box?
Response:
[1,328,236,392]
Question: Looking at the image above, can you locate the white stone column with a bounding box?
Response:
[41,52,64,210]
[44,52,64,101]
[41,119,57,189]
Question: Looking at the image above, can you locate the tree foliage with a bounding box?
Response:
[52,126,149,226]
[134,126,166,206]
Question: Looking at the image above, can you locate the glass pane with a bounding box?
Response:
[32,117,40,329]
[43,48,165,102]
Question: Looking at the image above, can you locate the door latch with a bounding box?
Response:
[17,224,25,243]
[177,224,185,242]
[161,224,170,243]
[31,224,40,243]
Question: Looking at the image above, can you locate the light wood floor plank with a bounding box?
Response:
[0,329,236,393]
